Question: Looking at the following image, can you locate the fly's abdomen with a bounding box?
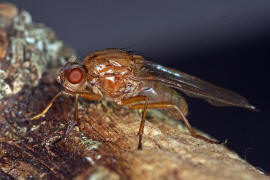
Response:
[138,82,188,119]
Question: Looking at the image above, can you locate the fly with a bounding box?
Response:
[30,49,257,150]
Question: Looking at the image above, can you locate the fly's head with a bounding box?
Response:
[57,62,87,93]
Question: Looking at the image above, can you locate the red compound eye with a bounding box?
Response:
[67,68,83,84]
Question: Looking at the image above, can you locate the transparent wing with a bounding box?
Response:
[134,60,257,111]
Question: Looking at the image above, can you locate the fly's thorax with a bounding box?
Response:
[57,62,88,93]
[82,49,142,99]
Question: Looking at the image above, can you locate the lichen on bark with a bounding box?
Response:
[0,3,74,99]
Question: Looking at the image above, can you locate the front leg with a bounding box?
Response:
[65,94,79,136]
[53,93,78,144]
[55,92,102,144]
[30,91,63,120]
[66,92,102,135]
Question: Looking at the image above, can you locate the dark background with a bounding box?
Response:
[8,0,270,173]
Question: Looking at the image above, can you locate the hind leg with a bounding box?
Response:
[130,102,225,144]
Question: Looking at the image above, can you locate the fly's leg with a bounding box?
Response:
[138,97,148,150]
[65,94,79,135]
[53,94,78,144]
[121,96,148,150]
[75,91,103,129]
[54,92,101,145]
[77,91,103,101]
[30,92,63,120]
[130,102,226,144]
[66,92,102,135]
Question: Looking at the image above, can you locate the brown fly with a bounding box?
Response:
[30,49,257,149]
